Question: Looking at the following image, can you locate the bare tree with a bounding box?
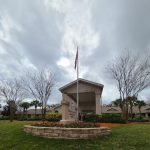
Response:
[24,69,55,119]
[0,78,25,121]
[107,52,150,120]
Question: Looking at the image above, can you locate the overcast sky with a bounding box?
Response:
[0,0,150,105]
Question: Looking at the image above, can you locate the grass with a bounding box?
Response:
[0,121,150,150]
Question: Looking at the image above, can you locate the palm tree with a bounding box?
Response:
[20,102,30,118]
[112,99,123,110]
[135,100,146,118]
[127,96,137,118]
[30,100,41,117]
[112,98,127,119]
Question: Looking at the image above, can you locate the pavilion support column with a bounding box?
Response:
[95,92,101,115]
[61,94,69,120]
[145,113,149,118]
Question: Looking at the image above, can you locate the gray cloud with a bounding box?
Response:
[0,0,150,104]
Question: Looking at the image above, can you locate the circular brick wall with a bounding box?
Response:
[24,125,111,139]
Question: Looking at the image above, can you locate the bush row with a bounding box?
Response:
[1,113,149,123]
[83,114,126,123]
[0,114,126,123]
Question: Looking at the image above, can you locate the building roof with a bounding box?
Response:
[16,105,150,115]
[53,104,61,110]
[59,78,104,92]
[132,105,150,113]
[51,105,150,114]
[26,109,42,115]
[16,109,51,115]
[102,106,121,114]
[102,105,150,114]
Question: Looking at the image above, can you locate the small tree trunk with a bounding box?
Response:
[9,101,15,122]
[35,106,37,118]
[122,105,126,120]
[26,109,28,118]
[41,106,44,119]
[23,108,25,118]
[121,103,128,122]
[126,103,129,120]
[139,107,141,118]
[44,107,46,119]
[130,105,133,119]
[10,105,13,122]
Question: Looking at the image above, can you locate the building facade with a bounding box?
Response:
[52,105,150,118]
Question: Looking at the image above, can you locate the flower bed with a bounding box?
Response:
[31,121,98,128]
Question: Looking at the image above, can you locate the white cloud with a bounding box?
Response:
[57,57,70,68]
[45,0,100,80]
[21,58,37,70]
[0,12,22,42]
[0,45,7,54]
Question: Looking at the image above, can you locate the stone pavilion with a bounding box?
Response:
[59,78,104,122]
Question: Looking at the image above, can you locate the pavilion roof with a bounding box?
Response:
[59,78,104,92]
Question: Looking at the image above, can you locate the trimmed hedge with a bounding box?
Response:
[128,117,149,122]
[83,114,126,123]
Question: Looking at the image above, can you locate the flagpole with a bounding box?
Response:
[76,46,79,121]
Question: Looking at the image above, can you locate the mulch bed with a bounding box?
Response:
[96,123,136,128]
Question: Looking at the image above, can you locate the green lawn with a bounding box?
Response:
[0,121,150,150]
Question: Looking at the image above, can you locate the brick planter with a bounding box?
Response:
[24,125,111,139]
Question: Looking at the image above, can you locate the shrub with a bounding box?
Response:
[83,114,101,122]
[100,114,126,123]
[83,114,126,123]
[46,113,62,122]
[0,116,10,120]
[17,117,43,121]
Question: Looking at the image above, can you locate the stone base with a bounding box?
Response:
[24,125,111,139]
